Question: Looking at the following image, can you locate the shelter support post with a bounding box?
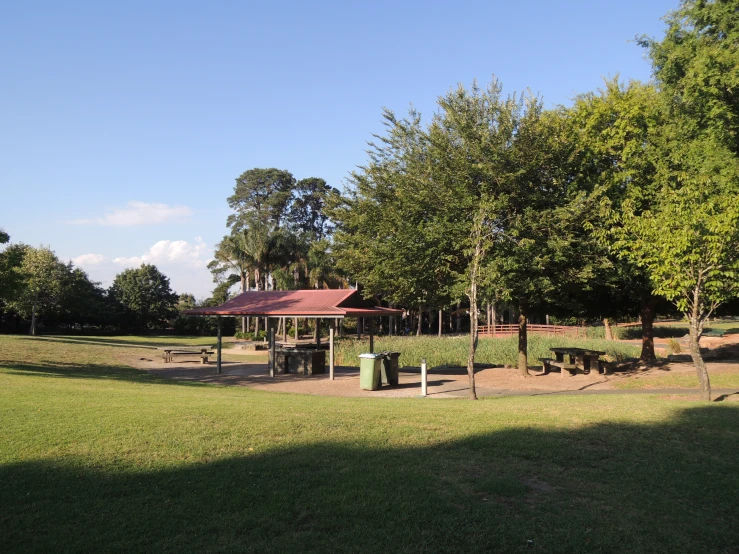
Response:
[421,358,427,396]
[316,318,321,347]
[216,317,222,374]
[294,317,298,340]
[269,319,276,378]
[369,317,374,353]
[329,319,335,380]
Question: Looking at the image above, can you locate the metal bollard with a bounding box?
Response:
[421,358,427,397]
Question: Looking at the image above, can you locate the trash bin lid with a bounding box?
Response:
[359,353,384,359]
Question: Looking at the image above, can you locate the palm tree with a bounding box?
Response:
[208,232,255,332]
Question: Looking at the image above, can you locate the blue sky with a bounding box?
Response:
[0,0,676,298]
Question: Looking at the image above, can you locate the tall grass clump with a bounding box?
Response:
[334,335,642,368]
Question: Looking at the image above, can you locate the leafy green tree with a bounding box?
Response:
[329,107,458,337]
[54,266,109,330]
[333,79,595,396]
[430,84,596,379]
[640,0,739,154]
[609,0,739,399]
[0,229,8,244]
[568,79,665,362]
[7,246,67,335]
[0,243,26,307]
[614,174,739,400]
[109,264,178,332]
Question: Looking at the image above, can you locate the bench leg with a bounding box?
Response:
[560,367,572,378]
[542,362,550,375]
[201,356,209,365]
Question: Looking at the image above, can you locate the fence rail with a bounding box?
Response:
[478,324,586,338]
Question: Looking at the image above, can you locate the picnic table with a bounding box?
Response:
[160,347,214,364]
[539,347,606,377]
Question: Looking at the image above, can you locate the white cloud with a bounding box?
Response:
[113,237,209,268]
[72,253,106,266]
[66,201,193,226]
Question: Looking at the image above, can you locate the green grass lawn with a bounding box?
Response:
[335,335,642,368]
[1,335,738,553]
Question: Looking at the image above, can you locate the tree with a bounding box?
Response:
[208,229,256,332]
[614,174,739,400]
[568,79,665,363]
[7,246,67,335]
[333,79,591,396]
[640,0,739,155]
[227,168,296,229]
[54,265,109,330]
[428,83,593,380]
[609,0,739,399]
[289,177,338,241]
[0,229,8,244]
[329,107,459,339]
[109,264,178,332]
[0,243,26,307]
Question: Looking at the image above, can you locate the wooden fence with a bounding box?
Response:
[478,324,586,338]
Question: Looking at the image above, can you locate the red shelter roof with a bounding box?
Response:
[184,289,402,318]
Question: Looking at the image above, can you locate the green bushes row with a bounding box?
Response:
[234,330,268,341]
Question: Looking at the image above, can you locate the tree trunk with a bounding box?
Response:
[465,249,482,400]
[456,302,461,333]
[604,318,614,341]
[518,306,529,376]
[640,295,658,365]
[688,320,711,401]
[29,293,38,336]
[416,306,423,336]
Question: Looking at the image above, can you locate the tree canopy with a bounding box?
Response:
[109,264,179,332]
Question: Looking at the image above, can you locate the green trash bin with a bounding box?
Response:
[359,353,383,391]
[381,351,401,386]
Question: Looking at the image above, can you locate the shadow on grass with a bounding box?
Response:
[1,405,737,553]
[617,326,689,340]
[26,335,213,349]
[0,360,212,388]
[18,337,158,350]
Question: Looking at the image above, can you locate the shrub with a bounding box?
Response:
[667,338,682,354]
[234,330,268,341]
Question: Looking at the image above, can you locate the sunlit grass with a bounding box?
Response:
[613,369,739,390]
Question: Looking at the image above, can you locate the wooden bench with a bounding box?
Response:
[539,357,578,377]
[162,349,215,364]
